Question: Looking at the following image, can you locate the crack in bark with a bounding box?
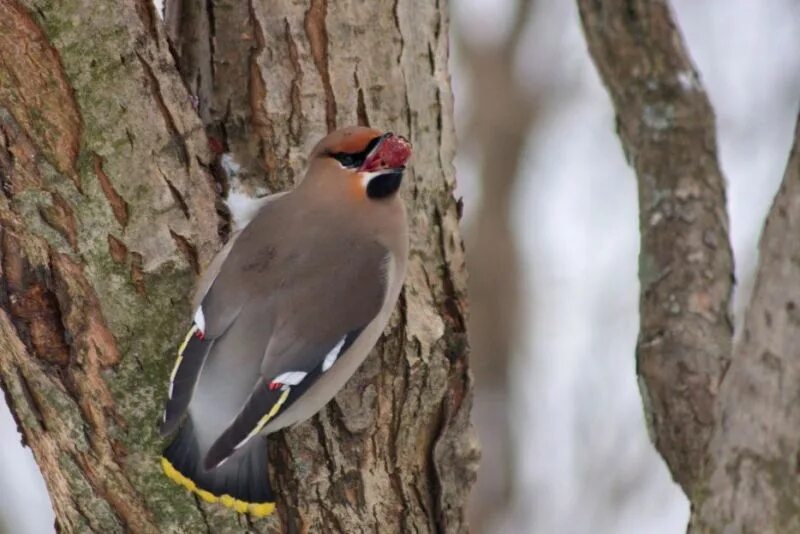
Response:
[354,69,370,127]
[39,191,78,251]
[2,232,71,366]
[136,53,191,170]
[392,0,405,64]
[303,0,337,132]
[245,0,273,181]
[169,229,200,273]
[310,417,347,533]
[0,123,14,199]
[204,0,217,83]
[134,0,160,47]
[67,492,99,533]
[49,252,121,368]
[192,494,213,533]
[156,163,191,219]
[106,234,128,264]
[284,19,303,144]
[92,153,129,228]
[395,22,414,171]
[433,87,444,180]
[129,251,147,297]
[432,206,467,335]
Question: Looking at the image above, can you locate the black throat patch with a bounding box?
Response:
[366,172,403,199]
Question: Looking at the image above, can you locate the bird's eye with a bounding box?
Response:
[330,136,382,169]
[332,152,362,168]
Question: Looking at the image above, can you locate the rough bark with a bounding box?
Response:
[577,0,734,497]
[690,110,800,532]
[580,1,800,532]
[0,0,476,532]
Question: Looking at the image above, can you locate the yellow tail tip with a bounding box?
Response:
[160,457,275,517]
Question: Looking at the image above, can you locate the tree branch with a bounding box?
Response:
[577,0,734,493]
[693,109,800,532]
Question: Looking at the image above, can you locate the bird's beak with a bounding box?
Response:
[359,133,412,173]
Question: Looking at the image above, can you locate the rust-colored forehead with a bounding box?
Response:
[318,127,383,155]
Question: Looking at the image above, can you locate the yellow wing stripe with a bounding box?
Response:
[237,388,291,450]
[167,325,198,398]
[161,457,275,518]
[178,324,198,356]
[255,388,291,433]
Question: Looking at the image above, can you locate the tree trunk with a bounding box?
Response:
[578,1,800,532]
[0,0,477,532]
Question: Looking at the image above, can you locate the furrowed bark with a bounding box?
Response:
[0,0,223,531]
[690,110,800,532]
[165,0,477,532]
[1,0,475,529]
[576,0,734,495]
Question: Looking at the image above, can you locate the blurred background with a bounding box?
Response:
[3,1,800,532]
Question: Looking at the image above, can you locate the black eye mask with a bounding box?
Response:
[329,136,382,168]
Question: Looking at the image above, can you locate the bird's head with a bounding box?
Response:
[307,126,412,200]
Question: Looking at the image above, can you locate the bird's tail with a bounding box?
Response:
[161,418,275,517]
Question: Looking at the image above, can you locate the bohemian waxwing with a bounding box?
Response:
[159,126,412,517]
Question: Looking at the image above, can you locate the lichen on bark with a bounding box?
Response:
[580,1,800,532]
[0,0,476,532]
[167,0,477,531]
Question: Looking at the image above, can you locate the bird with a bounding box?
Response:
[159,126,411,517]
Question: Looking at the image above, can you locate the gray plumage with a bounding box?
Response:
[160,126,410,507]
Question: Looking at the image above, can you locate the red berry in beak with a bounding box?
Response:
[360,134,412,172]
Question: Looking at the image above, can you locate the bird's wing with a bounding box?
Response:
[160,191,287,435]
[201,237,389,469]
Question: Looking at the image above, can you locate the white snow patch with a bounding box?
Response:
[677,69,700,92]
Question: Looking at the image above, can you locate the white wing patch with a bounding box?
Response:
[322,337,347,372]
[272,371,308,386]
[223,337,350,461]
[193,307,206,334]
